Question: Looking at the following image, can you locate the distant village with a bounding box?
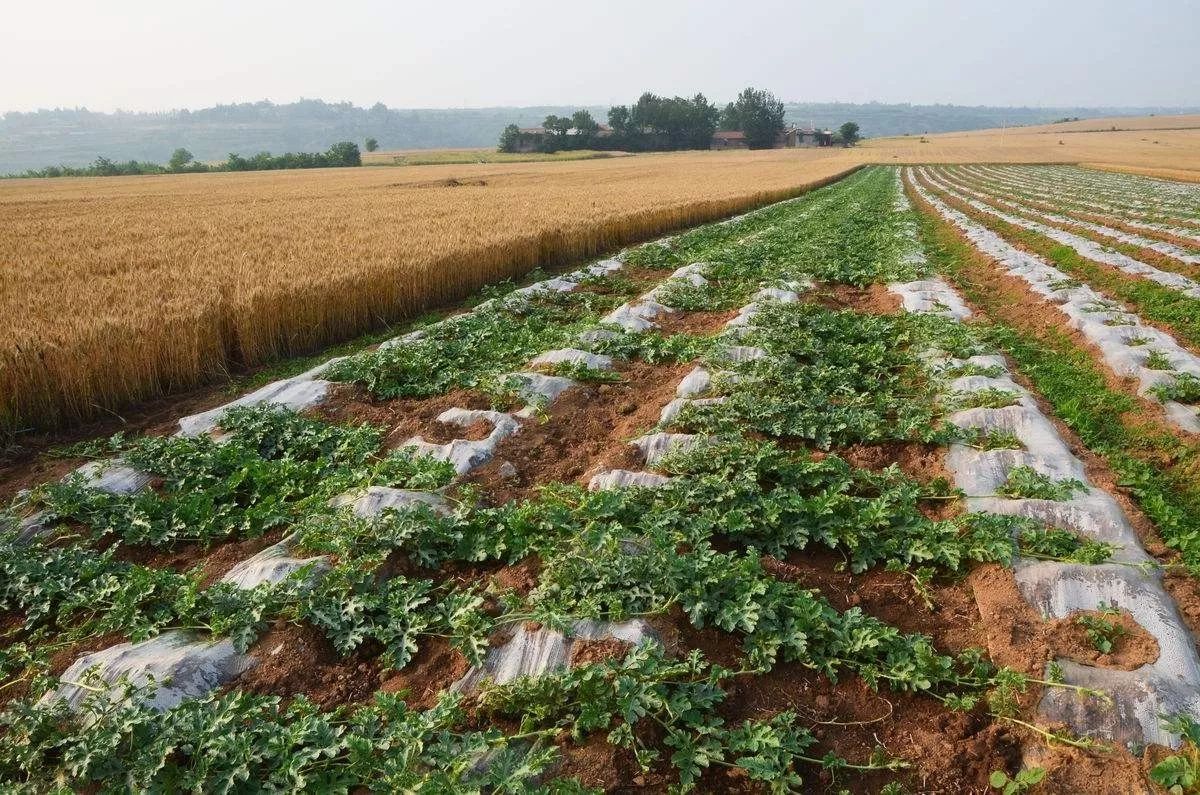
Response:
[509,124,834,153]
[498,87,856,154]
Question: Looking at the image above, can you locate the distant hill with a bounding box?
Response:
[3,99,1197,173]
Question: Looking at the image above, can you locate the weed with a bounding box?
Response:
[998,466,1086,501]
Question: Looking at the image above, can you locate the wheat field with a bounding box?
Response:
[0,148,863,430]
[4,116,1200,432]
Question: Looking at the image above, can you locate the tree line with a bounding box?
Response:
[499,87,861,153]
[10,141,363,179]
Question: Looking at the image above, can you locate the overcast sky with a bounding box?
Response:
[4,0,1198,113]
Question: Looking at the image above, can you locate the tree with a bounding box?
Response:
[571,110,600,144]
[838,122,860,146]
[607,105,631,136]
[325,141,361,167]
[542,115,571,137]
[364,137,379,152]
[498,124,521,153]
[168,148,194,171]
[726,87,785,149]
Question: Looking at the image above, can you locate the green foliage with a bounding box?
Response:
[1153,373,1200,405]
[1019,527,1114,565]
[1147,349,1176,371]
[721,87,786,149]
[989,766,1046,794]
[997,466,1085,501]
[956,426,1024,450]
[1075,604,1126,654]
[32,406,453,546]
[328,286,622,399]
[952,387,1021,410]
[0,680,568,791]
[225,141,361,170]
[1151,714,1200,794]
[18,140,365,178]
[547,360,623,383]
[838,121,861,146]
[480,644,833,791]
[677,304,951,448]
[364,137,378,152]
[168,147,194,170]
[588,330,718,364]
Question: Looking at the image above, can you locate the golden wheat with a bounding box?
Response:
[0,149,862,430]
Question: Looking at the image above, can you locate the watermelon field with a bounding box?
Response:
[4,165,1200,792]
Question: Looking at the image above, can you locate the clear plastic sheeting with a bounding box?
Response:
[630,432,707,468]
[587,469,674,491]
[601,298,674,333]
[887,278,973,321]
[527,348,614,371]
[45,631,252,713]
[177,358,342,437]
[452,620,657,693]
[17,458,153,543]
[675,366,712,398]
[658,396,726,427]
[330,485,451,517]
[220,534,330,589]
[501,372,577,417]
[401,409,521,475]
[924,169,1200,295]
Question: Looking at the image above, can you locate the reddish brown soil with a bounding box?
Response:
[570,637,633,669]
[654,307,740,335]
[0,385,236,498]
[810,282,903,314]
[379,636,470,710]
[761,549,983,654]
[837,440,962,520]
[315,384,496,445]
[971,565,1159,673]
[232,620,384,710]
[647,605,1023,794]
[551,732,648,791]
[463,360,692,505]
[1048,609,1160,670]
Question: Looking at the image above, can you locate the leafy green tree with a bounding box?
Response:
[628,93,718,149]
[364,137,378,152]
[326,141,361,166]
[839,122,861,146]
[542,115,572,137]
[725,87,786,149]
[607,105,631,136]
[168,148,194,171]
[570,110,600,143]
[498,124,521,153]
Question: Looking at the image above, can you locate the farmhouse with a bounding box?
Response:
[709,127,834,150]
[782,126,835,147]
[710,131,748,150]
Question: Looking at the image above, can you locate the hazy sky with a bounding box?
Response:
[5,0,1198,112]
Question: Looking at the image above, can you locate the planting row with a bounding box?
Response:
[910,167,1200,435]
[964,165,1200,236]
[932,167,1200,275]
